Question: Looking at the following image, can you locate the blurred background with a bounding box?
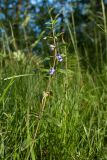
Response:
[0,0,107,71]
[0,1,106,48]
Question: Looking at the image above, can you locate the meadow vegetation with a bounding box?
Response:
[0,3,107,160]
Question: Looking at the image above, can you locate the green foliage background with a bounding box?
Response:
[0,0,107,159]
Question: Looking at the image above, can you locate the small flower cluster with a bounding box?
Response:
[49,52,63,75]
[43,41,63,76]
[56,54,63,62]
[49,67,55,75]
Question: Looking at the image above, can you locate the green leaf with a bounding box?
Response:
[31,31,45,48]
[22,16,30,27]
[58,69,73,75]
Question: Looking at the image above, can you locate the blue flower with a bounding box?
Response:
[56,54,63,62]
[49,67,55,75]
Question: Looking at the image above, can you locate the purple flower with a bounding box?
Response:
[56,54,63,62]
[49,67,55,75]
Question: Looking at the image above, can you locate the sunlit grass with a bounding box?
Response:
[0,51,107,160]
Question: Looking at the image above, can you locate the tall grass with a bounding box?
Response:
[0,3,107,160]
